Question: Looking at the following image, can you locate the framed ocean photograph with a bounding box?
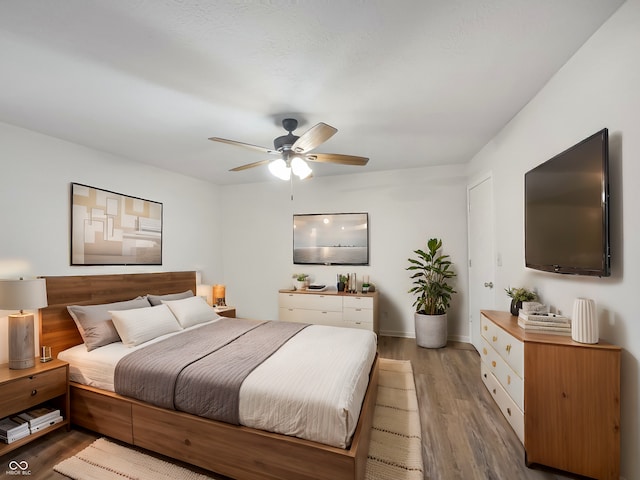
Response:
[293,213,369,265]
[70,183,163,265]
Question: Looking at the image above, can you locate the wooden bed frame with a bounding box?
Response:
[39,271,379,480]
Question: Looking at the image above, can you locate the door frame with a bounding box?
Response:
[467,171,496,351]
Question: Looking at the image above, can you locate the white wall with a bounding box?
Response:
[0,122,224,363]
[467,1,640,478]
[220,165,469,339]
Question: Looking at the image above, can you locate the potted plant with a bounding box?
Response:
[407,238,457,348]
[505,287,537,316]
[337,274,348,292]
[292,273,309,291]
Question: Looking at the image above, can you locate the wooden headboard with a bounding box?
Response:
[39,271,196,358]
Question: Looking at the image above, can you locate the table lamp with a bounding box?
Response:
[213,284,226,307]
[0,278,48,369]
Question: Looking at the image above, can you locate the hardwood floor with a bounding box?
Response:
[377,336,577,480]
[2,337,580,479]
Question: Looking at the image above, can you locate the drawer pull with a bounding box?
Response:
[507,375,511,385]
[492,388,496,395]
[492,335,498,342]
[506,344,512,353]
[31,389,37,396]
[483,373,487,378]
[491,361,496,368]
[483,325,488,331]
[355,308,362,312]
[482,348,487,355]
[507,407,512,416]
[355,322,362,325]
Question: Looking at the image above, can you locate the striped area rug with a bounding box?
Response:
[365,358,424,480]
[54,358,423,480]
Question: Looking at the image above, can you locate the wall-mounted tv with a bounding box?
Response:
[293,213,369,265]
[525,128,610,277]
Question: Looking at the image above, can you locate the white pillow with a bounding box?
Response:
[162,295,221,328]
[110,304,182,347]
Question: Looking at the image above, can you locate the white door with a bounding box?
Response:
[467,174,495,352]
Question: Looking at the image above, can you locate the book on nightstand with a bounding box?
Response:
[28,415,63,433]
[0,417,31,444]
[17,406,61,430]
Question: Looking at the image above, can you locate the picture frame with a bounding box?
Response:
[70,183,163,266]
[293,213,369,265]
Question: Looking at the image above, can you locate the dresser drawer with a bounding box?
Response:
[483,317,523,378]
[279,307,298,323]
[494,329,524,378]
[481,362,524,444]
[343,306,373,322]
[343,296,373,309]
[343,321,373,331]
[481,338,523,410]
[278,293,342,311]
[302,310,343,327]
[0,367,67,418]
[481,314,499,342]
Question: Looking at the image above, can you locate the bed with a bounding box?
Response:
[39,271,379,480]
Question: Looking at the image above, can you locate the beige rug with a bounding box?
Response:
[54,358,423,480]
[365,358,424,480]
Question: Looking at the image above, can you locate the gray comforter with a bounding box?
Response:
[114,318,308,424]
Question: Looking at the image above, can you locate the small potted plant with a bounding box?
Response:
[293,273,309,291]
[337,274,348,292]
[362,282,371,293]
[407,238,457,348]
[505,287,537,316]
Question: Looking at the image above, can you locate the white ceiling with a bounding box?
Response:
[0,1,624,185]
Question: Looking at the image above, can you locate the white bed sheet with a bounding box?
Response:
[59,321,377,448]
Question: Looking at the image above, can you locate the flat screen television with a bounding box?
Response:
[293,213,369,265]
[525,128,610,277]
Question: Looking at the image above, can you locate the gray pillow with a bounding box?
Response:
[67,296,151,351]
[147,290,194,306]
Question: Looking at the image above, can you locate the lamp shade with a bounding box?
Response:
[0,278,48,311]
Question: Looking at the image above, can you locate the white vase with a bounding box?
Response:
[571,298,598,344]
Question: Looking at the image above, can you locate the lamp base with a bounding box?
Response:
[8,313,35,370]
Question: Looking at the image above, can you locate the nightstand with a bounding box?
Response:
[215,306,236,318]
[0,358,70,456]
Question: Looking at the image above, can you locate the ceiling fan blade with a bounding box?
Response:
[292,123,338,153]
[306,153,369,166]
[209,137,279,155]
[229,159,272,172]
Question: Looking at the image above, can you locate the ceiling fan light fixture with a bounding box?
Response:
[291,157,312,180]
[268,158,291,181]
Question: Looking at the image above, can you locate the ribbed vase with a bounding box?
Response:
[571,298,598,344]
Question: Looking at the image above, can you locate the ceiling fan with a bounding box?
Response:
[209,118,369,180]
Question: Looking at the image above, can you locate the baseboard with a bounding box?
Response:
[379,330,471,344]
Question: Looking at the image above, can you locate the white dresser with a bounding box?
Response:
[278,290,379,333]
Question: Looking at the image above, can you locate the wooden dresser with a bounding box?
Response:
[278,290,379,333]
[480,310,620,480]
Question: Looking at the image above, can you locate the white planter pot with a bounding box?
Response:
[415,312,448,348]
[294,280,307,291]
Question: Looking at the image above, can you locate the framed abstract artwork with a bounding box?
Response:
[70,183,163,265]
